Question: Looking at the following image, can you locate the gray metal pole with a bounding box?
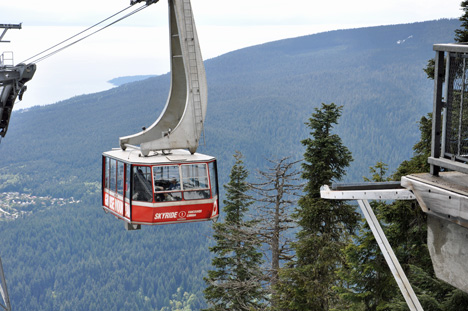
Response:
[357,200,424,311]
[431,50,445,176]
[441,53,450,158]
[458,58,466,156]
[0,257,11,311]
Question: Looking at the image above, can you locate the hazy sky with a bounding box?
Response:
[0,0,463,108]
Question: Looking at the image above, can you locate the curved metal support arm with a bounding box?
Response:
[0,63,36,137]
[120,0,207,155]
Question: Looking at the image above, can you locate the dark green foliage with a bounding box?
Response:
[0,202,211,310]
[423,58,436,80]
[204,152,264,311]
[455,1,468,42]
[340,162,400,311]
[275,104,359,310]
[300,103,353,193]
[387,115,468,310]
[341,115,468,310]
[393,114,432,178]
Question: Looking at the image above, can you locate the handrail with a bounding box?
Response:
[431,43,468,175]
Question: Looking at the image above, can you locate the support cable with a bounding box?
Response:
[20,5,133,64]
[21,2,153,64]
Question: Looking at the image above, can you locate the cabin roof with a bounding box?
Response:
[103,148,216,165]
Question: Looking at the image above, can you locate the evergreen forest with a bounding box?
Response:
[0,18,466,310]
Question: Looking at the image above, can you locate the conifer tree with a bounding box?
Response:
[455,1,468,43]
[275,103,359,310]
[341,115,468,310]
[340,162,400,311]
[203,152,265,311]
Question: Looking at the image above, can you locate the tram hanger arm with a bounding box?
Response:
[120,0,208,155]
[0,71,20,84]
[0,63,37,137]
[0,64,36,86]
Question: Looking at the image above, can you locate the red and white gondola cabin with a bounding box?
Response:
[102,149,219,229]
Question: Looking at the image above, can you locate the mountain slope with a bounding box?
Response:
[1,19,460,193]
[0,19,462,310]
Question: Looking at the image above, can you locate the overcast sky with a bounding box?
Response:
[0,0,463,108]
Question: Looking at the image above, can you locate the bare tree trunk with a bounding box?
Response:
[250,157,302,308]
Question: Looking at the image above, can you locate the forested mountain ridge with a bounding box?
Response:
[0,19,462,309]
[203,18,459,181]
[0,19,460,196]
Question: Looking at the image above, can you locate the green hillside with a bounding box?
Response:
[0,19,461,309]
[1,19,460,196]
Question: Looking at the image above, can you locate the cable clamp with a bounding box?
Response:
[130,0,159,5]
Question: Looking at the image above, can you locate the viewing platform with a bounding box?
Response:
[404,43,468,294]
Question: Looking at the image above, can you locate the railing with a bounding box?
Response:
[430,43,468,175]
[0,51,13,67]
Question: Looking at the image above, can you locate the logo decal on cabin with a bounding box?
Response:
[154,212,178,220]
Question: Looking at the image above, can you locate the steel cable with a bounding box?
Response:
[21,3,152,64]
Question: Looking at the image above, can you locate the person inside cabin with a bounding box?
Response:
[169,178,179,190]
[163,192,176,201]
[133,168,153,202]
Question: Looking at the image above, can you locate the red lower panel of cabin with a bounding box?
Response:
[103,192,127,218]
[132,201,218,224]
[103,190,218,225]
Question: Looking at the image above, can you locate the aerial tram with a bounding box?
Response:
[102,0,219,230]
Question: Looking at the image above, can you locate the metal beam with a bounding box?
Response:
[320,185,423,311]
[430,50,445,176]
[433,43,468,54]
[0,258,11,311]
[320,185,416,201]
[332,181,404,191]
[357,200,424,311]
[428,157,468,175]
[0,24,21,30]
[0,24,21,43]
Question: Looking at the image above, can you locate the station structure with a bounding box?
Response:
[321,43,468,311]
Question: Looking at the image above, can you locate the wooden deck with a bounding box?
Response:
[405,171,468,196]
[402,171,468,228]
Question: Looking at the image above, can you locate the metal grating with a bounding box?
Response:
[444,52,468,161]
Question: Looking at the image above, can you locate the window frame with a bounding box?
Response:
[132,165,154,203]
[180,163,210,201]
